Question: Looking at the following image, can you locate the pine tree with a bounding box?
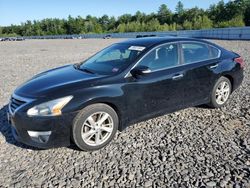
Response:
[176,1,184,14]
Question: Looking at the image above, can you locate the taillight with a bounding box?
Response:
[234,57,244,68]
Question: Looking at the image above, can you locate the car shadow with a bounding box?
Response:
[67,144,83,151]
[0,105,41,150]
[195,104,211,109]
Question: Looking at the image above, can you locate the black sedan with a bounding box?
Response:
[8,37,244,151]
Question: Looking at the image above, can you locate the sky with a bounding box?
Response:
[0,0,229,26]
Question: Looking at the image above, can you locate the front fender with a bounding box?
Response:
[64,84,126,130]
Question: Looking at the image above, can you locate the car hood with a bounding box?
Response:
[14,65,104,98]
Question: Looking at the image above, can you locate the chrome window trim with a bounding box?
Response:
[8,93,34,115]
[124,40,221,78]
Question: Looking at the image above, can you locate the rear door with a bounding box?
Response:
[179,42,221,106]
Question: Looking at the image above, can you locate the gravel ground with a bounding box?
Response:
[0,39,249,188]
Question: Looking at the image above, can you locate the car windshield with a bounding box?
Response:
[79,44,145,75]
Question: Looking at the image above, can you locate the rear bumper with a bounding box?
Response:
[8,110,77,149]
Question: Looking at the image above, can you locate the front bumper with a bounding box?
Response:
[8,109,77,149]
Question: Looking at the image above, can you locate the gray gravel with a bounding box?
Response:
[0,39,249,188]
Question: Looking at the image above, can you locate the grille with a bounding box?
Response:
[9,96,26,113]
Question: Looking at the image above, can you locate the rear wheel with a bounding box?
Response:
[72,104,118,151]
[209,76,232,108]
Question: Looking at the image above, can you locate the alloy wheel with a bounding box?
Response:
[81,112,114,146]
[215,81,230,105]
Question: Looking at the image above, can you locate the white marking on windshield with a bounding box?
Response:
[128,46,145,51]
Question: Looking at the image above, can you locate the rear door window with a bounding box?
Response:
[182,43,211,64]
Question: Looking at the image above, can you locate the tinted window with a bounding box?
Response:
[182,43,210,64]
[138,43,178,71]
[210,46,220,58]
[96,49,130,62]
[80,44,144,75]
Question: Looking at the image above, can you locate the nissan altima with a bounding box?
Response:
[8,37,244,151]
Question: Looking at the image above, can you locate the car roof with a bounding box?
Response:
[118,36,211,48]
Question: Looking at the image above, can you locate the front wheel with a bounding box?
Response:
[72,103,118,151]
[209,76,232,108]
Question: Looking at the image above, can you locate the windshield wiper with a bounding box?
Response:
[74,64,95,74]
[81,68,95,74]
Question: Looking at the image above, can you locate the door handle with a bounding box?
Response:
[172,74,184,80]
[210,64,218,69]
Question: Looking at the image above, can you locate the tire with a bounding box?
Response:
[72,103,118,151]
[209,76,232,108]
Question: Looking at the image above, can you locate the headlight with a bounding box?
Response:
[27,96,73,116]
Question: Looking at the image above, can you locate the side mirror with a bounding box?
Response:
[130,65,151,77]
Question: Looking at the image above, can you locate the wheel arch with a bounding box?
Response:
[222,74,234,92]
[101,101,123,131]
[76,99,124,131]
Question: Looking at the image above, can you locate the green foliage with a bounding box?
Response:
[0,33,19,37]
[169,23,177,31]
[208,0,249,24]
[157,4,172,24]
[245,11,250,26]
[175,1,184,14]
[244,2,250,26]
[183,20,192,30]
[193,15,213,29]
[116,19,169,33]
[217,15,245,28]
[0,0,248,36]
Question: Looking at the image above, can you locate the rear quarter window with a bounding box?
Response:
[210,45,220,58]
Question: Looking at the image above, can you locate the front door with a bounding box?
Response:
[123,43,186,123]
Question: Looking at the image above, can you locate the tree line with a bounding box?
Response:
[1,0,250,37]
